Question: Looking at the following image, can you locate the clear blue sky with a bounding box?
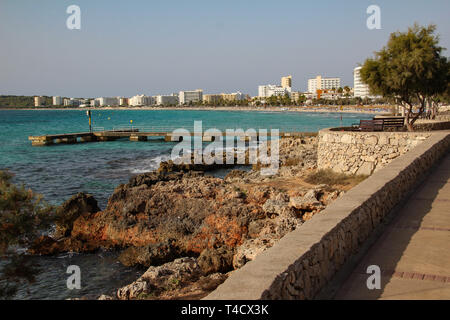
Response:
[1,0,449,97]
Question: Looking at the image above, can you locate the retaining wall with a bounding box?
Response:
[206,131,450,300]
[317,129,432,175]
[414,120,450,131]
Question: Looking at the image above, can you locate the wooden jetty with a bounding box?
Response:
[29,128,317,146]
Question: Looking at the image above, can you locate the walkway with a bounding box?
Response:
[335,153,450,300]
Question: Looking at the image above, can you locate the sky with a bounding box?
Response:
[1,0,449,97]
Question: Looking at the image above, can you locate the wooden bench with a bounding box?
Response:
[358,119,384,132]
[374,117,405,130]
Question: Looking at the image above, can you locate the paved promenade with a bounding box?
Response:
[335,153,450,300]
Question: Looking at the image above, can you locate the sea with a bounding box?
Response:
[0,109,372,299]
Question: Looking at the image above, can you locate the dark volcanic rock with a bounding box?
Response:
[118,240,181,267]
[197,246,234,275]
[127,171,185,188]
[54,192,100,238]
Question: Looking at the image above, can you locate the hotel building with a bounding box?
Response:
[281,75,292,89]
[52,96,62,106]
[203,92,246,104]
[203,94,222,104]
[34,96,46,107]
[353,66,371,98]
[129,95,154,106]
[307,76,341,93]
[156,94,179,105]
[179,89,203,105]
[258,85,291,98]
[119,97,129,106]
[96,97,120,107]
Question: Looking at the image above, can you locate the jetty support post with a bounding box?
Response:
[130,135,148,142]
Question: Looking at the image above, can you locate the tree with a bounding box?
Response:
[360,24,449,131]
[429,73,450,118]
[0,170,54,299]
[281,93,291,106]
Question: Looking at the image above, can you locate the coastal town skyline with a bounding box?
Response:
[1,0,450,97]
[31,69,374,107]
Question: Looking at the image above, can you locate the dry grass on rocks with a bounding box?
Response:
[305,169,368,187]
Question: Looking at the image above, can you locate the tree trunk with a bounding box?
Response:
[406,121,414,131]
[431,101,438,119]
[405,105,414,132]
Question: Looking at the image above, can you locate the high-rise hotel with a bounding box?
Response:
[353,66,371,98]
[307,75,341,93]
[281,75,292,89]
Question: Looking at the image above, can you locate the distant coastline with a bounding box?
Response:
[0,105,391,115]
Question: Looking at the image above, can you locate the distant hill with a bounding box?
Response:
[0,95,51,108]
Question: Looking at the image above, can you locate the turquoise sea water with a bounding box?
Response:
[0,109,371,207]
[0,109,372,299]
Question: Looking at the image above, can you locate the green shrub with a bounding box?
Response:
[0,170,55,299]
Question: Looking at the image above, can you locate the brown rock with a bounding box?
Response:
[197,247,234,275]
[28,236,59,255]
[118,240,180,267]
[54,192,100,238]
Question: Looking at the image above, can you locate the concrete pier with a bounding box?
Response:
[55,137,77,144]
[29,130,317,146]
[98,136,119,142]
[80,136,97,143]
[31,139,53,146]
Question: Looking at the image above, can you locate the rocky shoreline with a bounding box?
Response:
[30,136,357,300]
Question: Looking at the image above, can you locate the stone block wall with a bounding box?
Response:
[206,132,449,300]
[414,120,450,131]
[318,129,431,175]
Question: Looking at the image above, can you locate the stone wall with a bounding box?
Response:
[414,120,450,131]
[318,129,431,175]
[206,132,450,300]
[436,114,450,121]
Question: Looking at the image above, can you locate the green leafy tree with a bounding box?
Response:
[429,69,450,118]
[281,93,291,106]
[360,24,449,131]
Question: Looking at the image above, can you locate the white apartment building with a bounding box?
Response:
[96,97,120,107]
[307,76,341,93]
[90,99,100,107]
[129,95,154,106]
[179,90,203,105]
[232,91,246,101]
[64,98,83,107]
[353,66,371,98]
[77,99,90,107]
[119,98,128,106]
[156,94,178,106]
[34,96,46,107]
[52,96,62,106]
[258,85,291,98]
[63,98,73,107]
